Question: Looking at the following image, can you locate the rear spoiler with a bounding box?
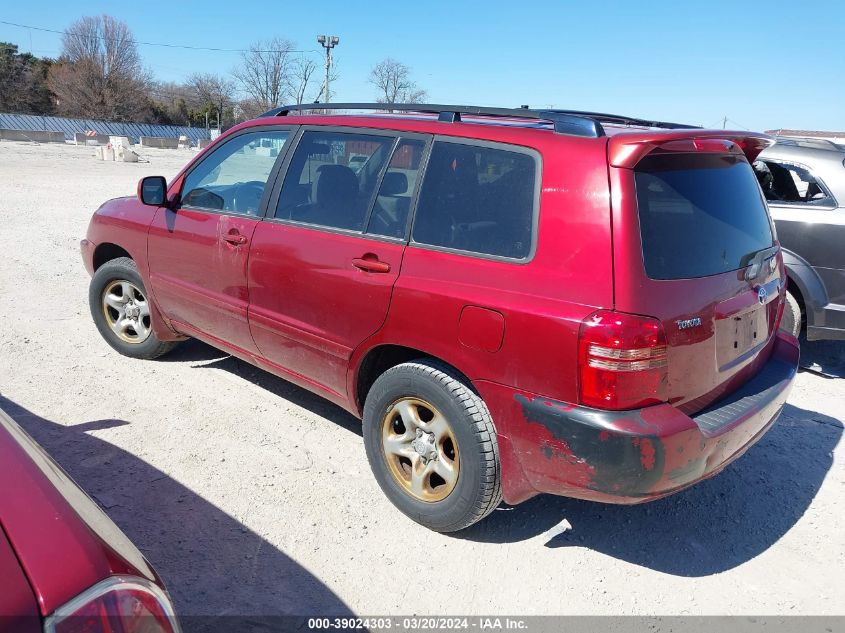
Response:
[607,130,774,168]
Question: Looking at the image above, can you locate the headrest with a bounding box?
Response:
[315,164,358,207]
[380,171,408,196]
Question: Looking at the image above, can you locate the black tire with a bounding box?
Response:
[362,359,502,532]
[89,257,178,360]
[780,289,802,338]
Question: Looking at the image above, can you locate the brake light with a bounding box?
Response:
[578,310,669,410]
[44,576,180,633]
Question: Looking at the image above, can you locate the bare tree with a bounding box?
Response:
[369,58,427,105]
[287,55,320,105]
[235,97,268,121]
[47,15,149,120]
[234,37,295,112]
[185,72,236,126]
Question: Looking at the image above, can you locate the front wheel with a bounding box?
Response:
[362,360,502,532]
[89,257,178,360]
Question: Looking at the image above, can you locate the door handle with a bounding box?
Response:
[352,256,391,273]
[222,231,248,245]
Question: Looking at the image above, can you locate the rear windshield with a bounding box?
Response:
[635,153,774,280]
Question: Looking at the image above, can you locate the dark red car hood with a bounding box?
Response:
[0,407,156,617]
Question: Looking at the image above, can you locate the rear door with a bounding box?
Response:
[247,128,430,397]
[609,144,783,412]
[147,128,292,354]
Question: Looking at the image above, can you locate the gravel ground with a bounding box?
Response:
[0,140,843,618]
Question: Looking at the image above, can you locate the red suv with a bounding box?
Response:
[81,104,799,532]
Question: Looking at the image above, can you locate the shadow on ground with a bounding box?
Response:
[798,336,845,378]
[161,339,362,437]
[10,334,840,606]
[460,402,842,576]
[0,395,354,632]
[142,339,843,578]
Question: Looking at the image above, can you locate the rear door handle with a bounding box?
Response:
[352,257,391,273]
[222,231,248,245]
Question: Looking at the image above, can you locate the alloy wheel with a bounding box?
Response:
[101,280,152,344]
[380,397,460,502]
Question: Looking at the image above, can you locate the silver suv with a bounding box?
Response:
[753,138,845,340]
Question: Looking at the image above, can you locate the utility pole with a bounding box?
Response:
[317,35,340,103]
[723,116,727,129]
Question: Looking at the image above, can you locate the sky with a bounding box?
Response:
[1,0,843,132]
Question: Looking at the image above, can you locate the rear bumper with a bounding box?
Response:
[475,332,800,505]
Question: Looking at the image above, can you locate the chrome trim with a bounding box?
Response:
[588,357,669,372]
[588,344,668,360]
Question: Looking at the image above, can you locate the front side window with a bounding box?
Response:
[412,141,537,259]
[752,159,835,207]
[275,131,396,232]
[181,130,290,215]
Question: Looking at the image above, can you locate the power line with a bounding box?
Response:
[725,117,751,131]
[0,19,320,54]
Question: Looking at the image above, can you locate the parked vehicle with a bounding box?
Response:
[0,407,180,633]
[753,137,845,340]
[81,103,799,531]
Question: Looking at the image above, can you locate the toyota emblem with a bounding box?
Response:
[757,287,768,304]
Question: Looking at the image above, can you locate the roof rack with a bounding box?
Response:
[260,103,700,139]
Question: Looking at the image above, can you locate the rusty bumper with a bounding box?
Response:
[475,332,800,505]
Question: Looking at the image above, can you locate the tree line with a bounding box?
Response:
[0,14,428,127]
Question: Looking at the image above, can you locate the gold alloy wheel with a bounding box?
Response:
[380,397,460,502]
[101,280,152,344]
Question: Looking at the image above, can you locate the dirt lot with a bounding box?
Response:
[1,140,843,618]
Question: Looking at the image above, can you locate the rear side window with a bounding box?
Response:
[635,153,774,280]
[276,131,396,232]
[412,141,537,259]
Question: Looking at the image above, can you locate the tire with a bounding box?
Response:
[89,257,178,360]
[362,359,502,532]
[779,289,802,338]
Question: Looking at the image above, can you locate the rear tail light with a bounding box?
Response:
[578,310,669,410]
[44,576,180,633]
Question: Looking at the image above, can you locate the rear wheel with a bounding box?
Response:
[89,257,178,359]
[780,289,802,338]
[362,360,501,532]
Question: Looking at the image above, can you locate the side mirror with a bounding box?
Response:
[138,176,167,206]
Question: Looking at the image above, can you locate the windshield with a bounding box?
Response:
[635,153,774,280]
